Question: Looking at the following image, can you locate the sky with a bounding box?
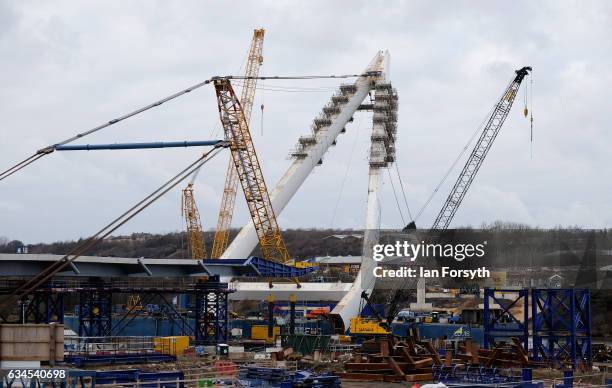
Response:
[1,1,611,244]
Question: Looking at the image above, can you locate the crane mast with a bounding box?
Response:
[211,28,265,259]
[213,78,291,263]
[380,66,531,326]
[182,183,207,259]
[431,66,532,230]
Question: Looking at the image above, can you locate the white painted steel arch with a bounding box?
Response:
[222,51,394,329]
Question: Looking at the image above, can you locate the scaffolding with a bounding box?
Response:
[368,83,398,168]
[290,77,398,167]
[290,83,357,160]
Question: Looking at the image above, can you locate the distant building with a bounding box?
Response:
[106,233,153,242]
[315,256,362,275]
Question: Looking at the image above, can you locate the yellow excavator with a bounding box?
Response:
[349,291,390,340]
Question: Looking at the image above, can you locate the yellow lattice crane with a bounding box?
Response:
[213,78,291,264]
[181,28,264,260]
[211,28,265,258]
[182,183,207,259]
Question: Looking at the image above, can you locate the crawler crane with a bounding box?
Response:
[213,78,292,265]
[182,28,265,260]
[351,66,532,335]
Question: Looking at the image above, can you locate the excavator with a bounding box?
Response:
[350,66,532,337]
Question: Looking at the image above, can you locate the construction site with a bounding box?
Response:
[1,18,611,388]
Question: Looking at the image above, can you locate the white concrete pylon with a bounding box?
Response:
[331,50,392,329]
[221,51,388,260]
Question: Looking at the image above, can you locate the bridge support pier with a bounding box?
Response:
[194,280,231,345]
[19,292,64,324]
[78,289,112,337]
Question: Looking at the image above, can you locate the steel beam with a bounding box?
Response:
[55,140,226,151]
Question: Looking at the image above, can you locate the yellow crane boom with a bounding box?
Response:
[211,28,265,258]
[182,183,207,259]
[213,78,290,263]
[182,28,264,260]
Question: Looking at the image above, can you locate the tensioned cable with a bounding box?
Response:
[413,102,497,222]
[329,117,363,228]
[2,144,226,305]
[0,72,379,183]
[232,81,339,93]
[221,72,379,81]
[387,166,406,225]
[393,160,413,221]
[192,48,252,182]
[0,79,213,182]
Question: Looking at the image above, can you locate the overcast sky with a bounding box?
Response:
[1,1,611,244]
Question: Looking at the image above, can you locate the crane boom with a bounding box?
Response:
[182,183,207,259]
[379,66,532,326]
[431,66,531,230]
[211,28,265,259]
[213,78,290,263]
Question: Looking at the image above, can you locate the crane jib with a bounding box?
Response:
[431,66,531,231]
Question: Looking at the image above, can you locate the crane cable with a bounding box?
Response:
[413,102,497,222]
[0,72,379,183]
[1,144,226,306]
[191,53,251,183]
[530,72,534,159]
[523,71,535,159]
[260,61,265,136]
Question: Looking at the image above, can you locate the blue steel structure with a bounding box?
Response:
[201,256,318,278]
[1,256,316,344]
[483,288,529,351]
[531,288,592,368]
[194,280,231,344]
[54,140,226,151]
[483,288,593,369]
[78,289,113,337]
[1,276,234,346]
[19,292,64,324]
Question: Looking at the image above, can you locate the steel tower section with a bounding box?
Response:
[221,51,388,261]
[483,288,529,351]
[532,288,592,368]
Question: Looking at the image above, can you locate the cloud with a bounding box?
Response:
[1,1,611,243]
